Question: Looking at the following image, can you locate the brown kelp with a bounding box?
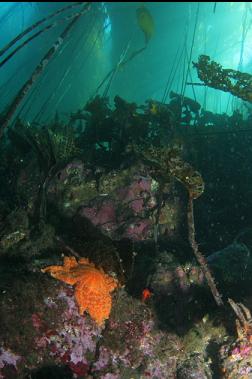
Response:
[9,119,81,221]
[129,143,222,306]
[193,55,252,103]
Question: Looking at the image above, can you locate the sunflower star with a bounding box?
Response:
[41,256,118,326]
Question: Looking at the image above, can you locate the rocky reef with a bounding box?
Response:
[1,92,252,378]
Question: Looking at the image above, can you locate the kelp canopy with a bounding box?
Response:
[193,55,252,103]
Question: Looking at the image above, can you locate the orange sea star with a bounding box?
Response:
[41,256,118,326]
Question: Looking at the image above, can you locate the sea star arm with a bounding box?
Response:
[41,256,80,285]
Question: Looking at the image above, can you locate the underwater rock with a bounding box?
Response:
[220,342,252,378]
[220,299,252,378]
[36,289,101,377]
[148,251,185,296]
[207,242,252,287]
[149,251,205,297]
[26,365,74,379]
[15,159,42,213]
[0,229,26,251]
[0,348,21,378]
[79,173,155,241]
[47,160,186,243]
[94,288,183,378]
[47,160,97,218]
[0,269,103,378]
[0,221,56,259]
[207,242,250,264]
[0,208,29,253]
[177,353,212,379]
[149,226,252,305]
[0,266,184,379]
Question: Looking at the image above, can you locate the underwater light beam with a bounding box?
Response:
[0,2,92,137]
[181,2,200,101]
[0,3,21,28]
[0,2,83,58]
[33,12,98,122]
[0,10,88,70]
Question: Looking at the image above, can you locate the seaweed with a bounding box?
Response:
[193,55,252,103]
